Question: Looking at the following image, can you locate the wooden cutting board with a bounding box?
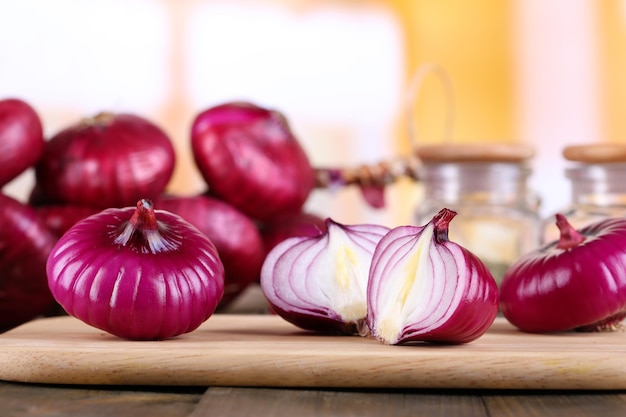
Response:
[0,314,624,390]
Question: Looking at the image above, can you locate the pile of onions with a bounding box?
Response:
[0,98,44,187]
[46,199,225,340]
[0,97,427,330]
[191,102,316,221]
[35,112,176,208]
[500,214,626,333]
[0,193,57,331]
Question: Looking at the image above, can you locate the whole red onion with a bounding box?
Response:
[367,208,499,344]
[46,199,225,340]
[261,218,389,334]
[155,194,265,308]
[500,214,626,333]
[191,102,316,221]
[0,98,44,187]
[35,112,175,209]
[0,193,56,331]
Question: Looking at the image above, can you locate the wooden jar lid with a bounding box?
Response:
[415,143,535,163]
[563,144,626,163]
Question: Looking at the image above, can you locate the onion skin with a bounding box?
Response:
[500,214,626,333]
[0,193,56,331]
[367,208,499,345]
[35,112,175,209]
[0,98,44,187]
[260,218,389,334]
[191,102,316,221]
[155,194,265,308]
[46,199,225,340]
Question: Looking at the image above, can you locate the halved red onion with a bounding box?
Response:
[260,218,389,334]
[191,102,316,221]
[500,214,626,333]
[367,208,499,344]
[46,199,225,340]
[0,98,44,187]
[155,193,265,308]
[35,112,175,209]
[0,193,56,331]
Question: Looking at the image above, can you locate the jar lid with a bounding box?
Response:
[563,144,626,163]
[415,143,534,163]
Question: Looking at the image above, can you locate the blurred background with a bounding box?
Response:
[1,0,623,227]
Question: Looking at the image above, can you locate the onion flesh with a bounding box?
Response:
[367,208,499,344]
[260,218,389,334]
[46,199,225,340]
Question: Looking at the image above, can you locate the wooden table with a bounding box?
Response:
[1,382,625,417]
[2,286,625,417]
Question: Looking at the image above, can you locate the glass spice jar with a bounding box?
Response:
[414,143,541,286]
[542,144,626,243]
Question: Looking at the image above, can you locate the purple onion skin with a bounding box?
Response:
[500,216,626,333]
[261,219,389,334]
[35,113,175,209]
[191,102,316,221]
[0,193,56,331]
[367,209,499,345]
[46,200,225,340]
[0,98,44,187]
[155,193,265,308]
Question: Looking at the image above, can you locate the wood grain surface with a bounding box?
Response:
[0,315,624,390]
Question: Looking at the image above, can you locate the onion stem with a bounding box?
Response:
[433,208,457,243]
[555,214,585,250]
[128,199,158,231]
[79,112,115,129]
[114,199,176,253]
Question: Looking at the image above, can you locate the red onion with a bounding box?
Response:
[367,208,499,344]
[36,204,100,238]
[0,98,44,187]
[46,199,225,340]
[155,194,265,308]
[191,102,316,221]
[0,193,56,331]
[500,214,626,333]
[260,218,389,334]
[35,112,175,209]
